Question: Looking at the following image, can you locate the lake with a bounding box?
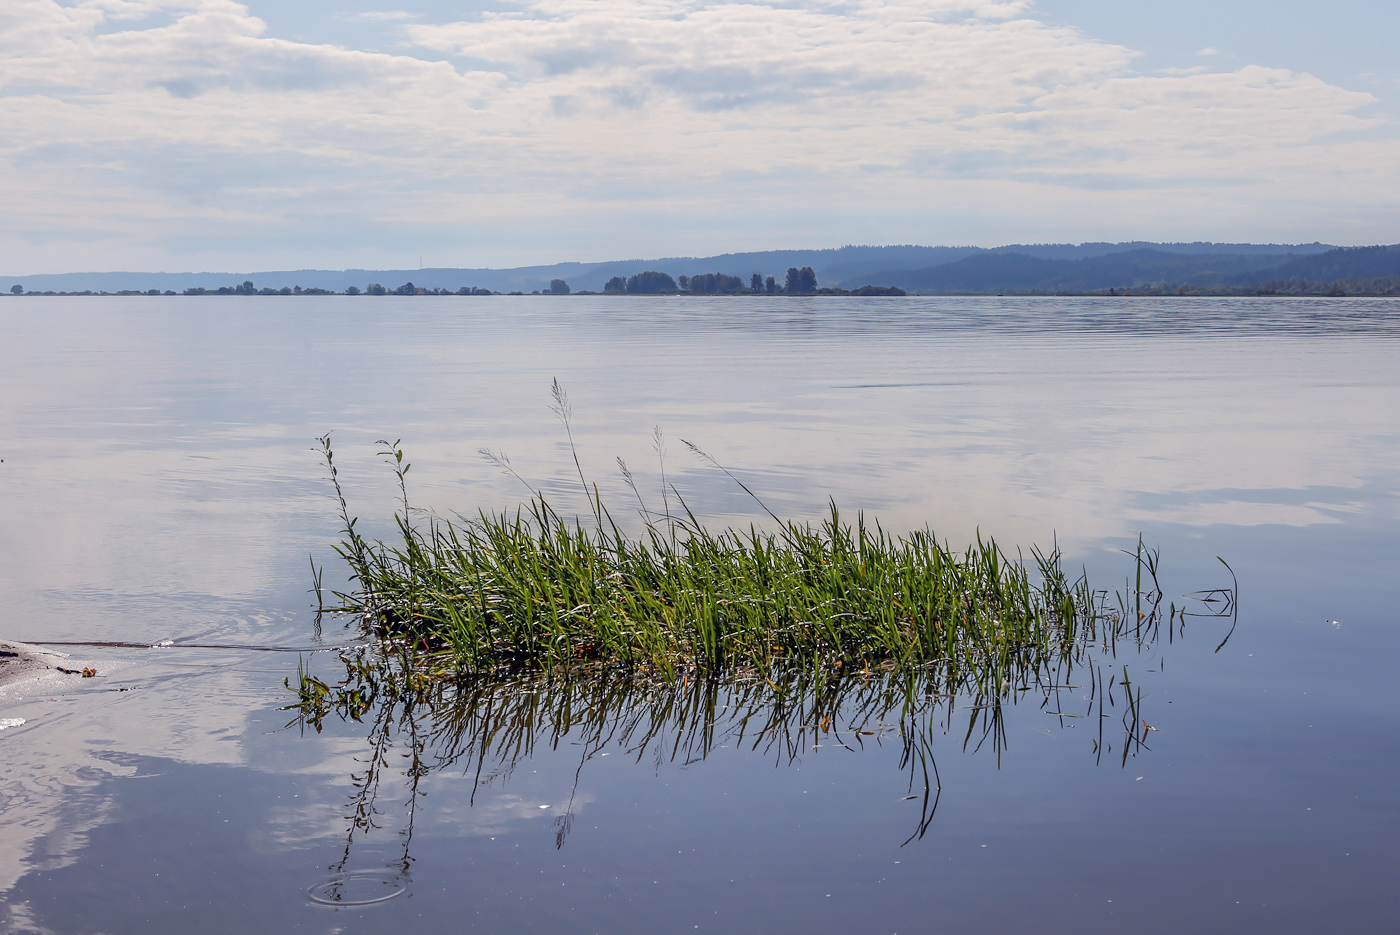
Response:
[1,295,1397,934]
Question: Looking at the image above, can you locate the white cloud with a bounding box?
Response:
[351,10,418,22]
[0,0,1395,271]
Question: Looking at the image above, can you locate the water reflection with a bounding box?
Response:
[287,567,1234,894]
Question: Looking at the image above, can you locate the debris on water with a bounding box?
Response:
[152,640,175,648]
[0,718,26,731]
[82,667,97,678]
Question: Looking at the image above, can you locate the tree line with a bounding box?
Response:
[5,281,509,297]
[599,266,900,295]
[6,269,906,297]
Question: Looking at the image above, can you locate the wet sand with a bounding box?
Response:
[0,640,86,690]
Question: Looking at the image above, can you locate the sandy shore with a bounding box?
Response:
[0,640,88,691]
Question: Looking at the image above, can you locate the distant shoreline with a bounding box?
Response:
[5,290,1399,298]
[14,241,1391,298]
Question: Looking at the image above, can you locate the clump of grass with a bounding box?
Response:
[317,430,1141,686]
[294,407,1236,860]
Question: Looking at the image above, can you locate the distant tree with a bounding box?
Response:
[677,275,689,291]
[346,286,360,295]
[687,272,745,294]
[394,282,416,295]
[183,287,207,295]
[765,276,776,294]
[549,279,570,295]
[9,285,20,294]
[603,276,628,293]
[848,285,906,296]
[147,289,160,296]
[164,291,176,296]
[784,267,817,294]
[626,271,677,294]
[280,287,292,295]
[750,273,763,293]
[366,283,386,295]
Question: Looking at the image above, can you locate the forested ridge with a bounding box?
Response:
[848,245,1400,295]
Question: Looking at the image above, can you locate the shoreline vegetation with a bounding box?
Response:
[4,267,909,298]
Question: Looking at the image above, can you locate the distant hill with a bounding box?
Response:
[3,241,1340,295]
[844,249,1308,294]
[837,244,1400,295]
[1229,245,1400,285]
[988,241,1334,261]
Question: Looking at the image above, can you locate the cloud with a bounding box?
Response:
[0,0,1395,270]
[351,10,418,22]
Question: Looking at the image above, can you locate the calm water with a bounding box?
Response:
[1,296,1397,934]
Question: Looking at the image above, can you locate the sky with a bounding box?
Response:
[3,0,1399,273]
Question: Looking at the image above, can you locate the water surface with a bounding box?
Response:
[1,296,1396,933]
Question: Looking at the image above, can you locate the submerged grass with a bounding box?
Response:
[317,424,1161,688]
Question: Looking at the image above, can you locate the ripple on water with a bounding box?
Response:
[306,869,408,906]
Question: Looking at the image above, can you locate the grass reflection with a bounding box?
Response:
[287,571,1222,867]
